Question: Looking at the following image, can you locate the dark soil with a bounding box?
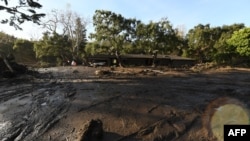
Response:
[0,66,249,141]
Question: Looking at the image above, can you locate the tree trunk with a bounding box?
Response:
[115,50,124,67]
[0,54,14,73]
[3,57,14,73]
[152,50,158,67]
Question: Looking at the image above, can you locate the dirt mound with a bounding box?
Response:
[0,58,31,78]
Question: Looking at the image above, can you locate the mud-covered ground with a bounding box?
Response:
[0,66,250,141]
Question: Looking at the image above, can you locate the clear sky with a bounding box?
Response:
[1,0,250,40]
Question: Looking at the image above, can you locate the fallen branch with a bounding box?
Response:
[0,53,14,73]
[3,57,14,73]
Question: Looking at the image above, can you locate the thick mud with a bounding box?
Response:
[0,66,250,141]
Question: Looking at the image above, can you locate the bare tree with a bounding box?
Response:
[59,9,88,60]
[42,9,61,33]
[42,7,88,61]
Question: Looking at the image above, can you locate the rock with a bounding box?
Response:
[78,119,104,141]
[95,70,102,75]
[95,70,111,76]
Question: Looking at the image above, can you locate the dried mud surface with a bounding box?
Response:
[0,66,250,141]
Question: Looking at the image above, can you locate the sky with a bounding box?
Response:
[1,0,250,40]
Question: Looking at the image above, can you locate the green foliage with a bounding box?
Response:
[90,10,135,53]
[90,10,139,66]
[186,23,247,64]
[134,19,177,54]
[71,17,87,61]
[1,7,249,67]
[13,39,36,64]
[0,0,45,30]
[43,9,87,63]
[85,42,95,56]
[34,32,71,66]
[88,10,250,67]
[0,31,15,55]
[227,28,250,57]
[186,24,218,62]
[90,10,178,66]
[85,41,112,56]
[213,24,245,63]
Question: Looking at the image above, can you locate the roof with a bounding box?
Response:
[88,54,195,61]
[121,54,154,59]
[167,55,195,60]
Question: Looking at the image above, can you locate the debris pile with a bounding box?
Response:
[190,62,219,72]
[0,54,29,78]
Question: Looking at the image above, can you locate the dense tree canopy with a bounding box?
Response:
[13,39,36,63]
[1,7,250,67]
[34,32,72,66]
[90,10,138,66]
[186,24,216,62]
[134,18,177,54]
[0,0,45,30]
[213,24,245,63]
[90,10,179,66]
[0,31,16,55]
[227,28,250,57]
[186,23,246,63]
[43,8,87,63]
